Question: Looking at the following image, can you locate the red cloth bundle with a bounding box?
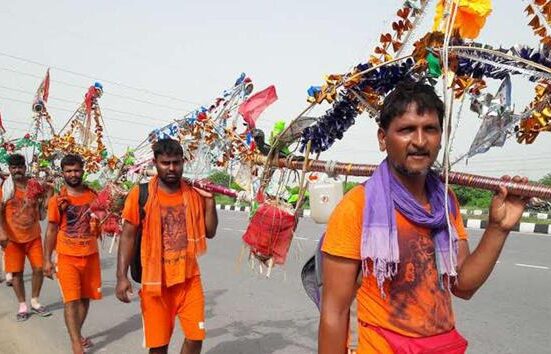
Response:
[90,185,113,214]
[25,178,45,202]
[242,202,296,265]
[102,214,122,236]
[89,183,127,236]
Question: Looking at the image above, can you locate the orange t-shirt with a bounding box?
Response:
[48,190,98,256]
[0,187,41,243]
[122,185,200,285]
[322,185,468,354]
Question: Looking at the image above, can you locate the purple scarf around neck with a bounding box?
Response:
[361,159,459,296]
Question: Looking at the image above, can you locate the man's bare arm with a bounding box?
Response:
[115,221,138,303]
[453,175,528,299]
[39,183,55,221]
[319,253,360,354]
[0,204,8,248]
[453,228,508,299]
[43,222,58,278]
[191,187,218,239]
[204,198,218,239]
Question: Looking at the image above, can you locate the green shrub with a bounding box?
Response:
[451,185,492,208]
[207,170,231,187]
[540,173,551,187]
[215,195,236,205]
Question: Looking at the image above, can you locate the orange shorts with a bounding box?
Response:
[140,275,205,348]
[56,253,102,303]
[4,237,43,273]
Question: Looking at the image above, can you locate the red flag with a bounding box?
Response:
[84,85,97,116]
[238,85,277,128]
[37,68,50,103]
[43,69,50,102]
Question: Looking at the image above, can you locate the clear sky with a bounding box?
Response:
[0,0,549,180]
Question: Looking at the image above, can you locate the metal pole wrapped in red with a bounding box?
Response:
[254,156,551,201]
[185,178,238,198]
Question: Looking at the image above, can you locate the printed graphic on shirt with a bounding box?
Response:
[8,196,37,230]
[161,204,187,252]
[65,204,91,237]
[388,225,453,335]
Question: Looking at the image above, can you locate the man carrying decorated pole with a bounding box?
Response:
[116,138,218,354]
[0,153,52,321]
[318,81,529,354]
[44,154,101,354]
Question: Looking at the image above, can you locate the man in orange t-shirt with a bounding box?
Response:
[116,139,218,354]
[0,153,52,321]
[318,82,529,354]
[44,154,100,354]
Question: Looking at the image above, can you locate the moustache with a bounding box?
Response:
[65,177,82,184]
[407,150,430,156]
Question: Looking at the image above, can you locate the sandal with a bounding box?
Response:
[16,311,29,322]
[31,305,52,317]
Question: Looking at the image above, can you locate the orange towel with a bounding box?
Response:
[141,176,206,295]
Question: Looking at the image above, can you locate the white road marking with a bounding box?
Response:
[220,228,247,233]
[515,263,549,270]
[293,237,321,242]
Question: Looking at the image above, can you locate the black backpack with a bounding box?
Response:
[301,234,324,309]
[130,183,149,283]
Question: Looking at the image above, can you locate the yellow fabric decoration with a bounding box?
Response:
[433,0,492,40]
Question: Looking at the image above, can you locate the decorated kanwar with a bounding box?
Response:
[1,1,551,353]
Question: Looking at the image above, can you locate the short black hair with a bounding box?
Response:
[152,139,183,158]
[378,80,444,130]
[7,153,25,167]
[60,154,85,169]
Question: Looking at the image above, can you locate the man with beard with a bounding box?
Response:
[318,81,529,353]
[0,153,52,321]
[116,139,218,354]
[44,154,101,354]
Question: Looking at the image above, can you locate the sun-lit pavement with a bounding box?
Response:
[0,210,549,353]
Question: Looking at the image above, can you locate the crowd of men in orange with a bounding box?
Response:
[0,83,530,354]
[0,139,216,354]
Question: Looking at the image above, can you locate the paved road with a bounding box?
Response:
[0,211,549,353]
